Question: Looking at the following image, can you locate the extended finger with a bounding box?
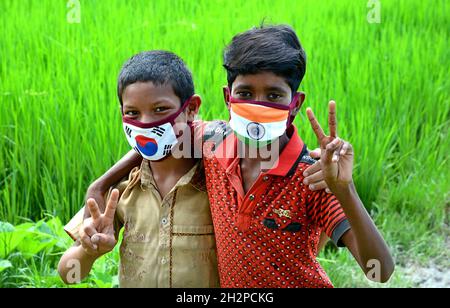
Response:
[306,108,326,143]
[86,198,101,221]
[328,101,337,138]
[104,189,119,223]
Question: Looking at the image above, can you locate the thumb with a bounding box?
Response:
[323,138,342,163]
[91,233,116,247]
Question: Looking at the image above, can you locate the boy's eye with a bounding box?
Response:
[268,93,283,100]
[155,106,170,113]
[124,110,139,117]
[236,91,252,99]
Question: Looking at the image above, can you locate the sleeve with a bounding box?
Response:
[63,167,139,242]
[308,189,351,247]
[63,206,85,241]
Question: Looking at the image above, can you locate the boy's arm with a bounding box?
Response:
[85,149,142,217]
[57,242,99,284]
[306,102,394,283]
[331,182,394,282]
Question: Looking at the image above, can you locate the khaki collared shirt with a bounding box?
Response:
[65,160,219,288]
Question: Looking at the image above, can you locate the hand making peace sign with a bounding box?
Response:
[304,101,354,191]
[79,189,119,257]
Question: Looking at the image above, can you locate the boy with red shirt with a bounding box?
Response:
[200,25,393,287]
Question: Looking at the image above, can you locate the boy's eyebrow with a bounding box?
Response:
[264,86,289,94]
[151,99,176,105]
[233,84,253,91]
[123,98,175,108]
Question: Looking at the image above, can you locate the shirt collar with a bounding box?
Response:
[214,125,305,177]
[140,159,203,190]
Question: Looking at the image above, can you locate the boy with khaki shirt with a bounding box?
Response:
[58,51,219,288]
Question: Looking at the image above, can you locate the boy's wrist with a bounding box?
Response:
[329,180,355,199]
[77,245,101,262]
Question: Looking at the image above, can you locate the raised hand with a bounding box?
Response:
[79,189,119,257]
[305,101,354,191]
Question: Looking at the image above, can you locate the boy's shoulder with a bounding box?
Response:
[119,165,142,193]
[193,120,233,150]
[291,140,318,168]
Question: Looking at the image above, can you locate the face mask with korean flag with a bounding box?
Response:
[225,88,301,147]
[122,97,192,161]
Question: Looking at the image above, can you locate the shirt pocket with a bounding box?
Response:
[171,224,220,288]
[172,224,216,250]
[260,204,303,233]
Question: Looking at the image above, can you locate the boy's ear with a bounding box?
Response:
[223,86,231,110]
[296,92,306,110]
[289,92,306,122]
[293,92,306,115]
[186,95,201,122]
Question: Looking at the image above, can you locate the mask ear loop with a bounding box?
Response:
[170,96,195,139]
[153,96,195,162]
[167,96,194,126]
[286,92,302,128]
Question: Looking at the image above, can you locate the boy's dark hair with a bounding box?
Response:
[223,24,306,95]
[117,50,194,105]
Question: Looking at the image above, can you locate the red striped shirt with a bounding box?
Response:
[201,121,349,288]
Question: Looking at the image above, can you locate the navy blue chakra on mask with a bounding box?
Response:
[246,122,266,140]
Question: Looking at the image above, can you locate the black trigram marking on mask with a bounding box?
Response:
[133,146,142,157]
[151,126,165,137]
[163,144,172,155]
[125,126,132,138]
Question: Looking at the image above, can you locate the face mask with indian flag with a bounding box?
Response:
[226,88,301,147]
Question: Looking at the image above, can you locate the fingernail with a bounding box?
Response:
[303,172,309,177]
[309,184,315,190]
[326,188,331,193]
[303,179,309,185]
[93,244,98,250]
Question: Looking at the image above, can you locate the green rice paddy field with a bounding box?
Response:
[0,0,448,287]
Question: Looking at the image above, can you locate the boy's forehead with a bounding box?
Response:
[232,72,290,92]
[122,81,179,104]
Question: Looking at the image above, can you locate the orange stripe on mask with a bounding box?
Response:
[231,103,289,123]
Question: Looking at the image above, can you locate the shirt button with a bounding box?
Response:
[161,257,167,265]
[249,194,255,201]
[161,217,168,225]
